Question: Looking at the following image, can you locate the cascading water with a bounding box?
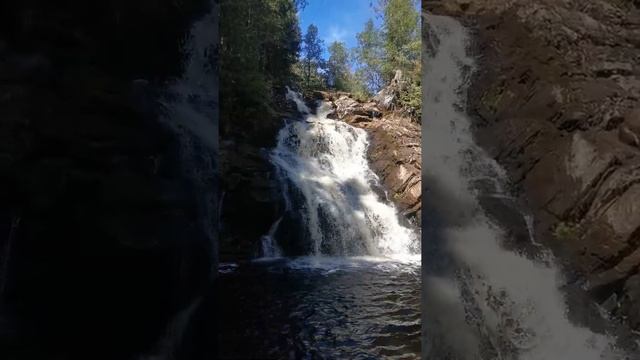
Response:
[140,3,218,360]
[422,13,626,360]
[158,1,218,268]
[259,216,283,258]
[268,88,418,258]
[220,89,421,358]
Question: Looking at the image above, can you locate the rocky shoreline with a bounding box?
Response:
[425,0,640,331]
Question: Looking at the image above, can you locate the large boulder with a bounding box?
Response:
[332,95,382,122]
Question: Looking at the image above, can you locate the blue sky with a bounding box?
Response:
[298,0,420,60]
[298,0,381,59]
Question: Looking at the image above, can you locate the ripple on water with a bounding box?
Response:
[219,256,421,359]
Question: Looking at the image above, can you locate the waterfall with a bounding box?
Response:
[268,89,417,258]
[158,0,218,272]
[422,13,623,360]
[259,216,283,258]
[140,2,218,360]
[285,86,311,114]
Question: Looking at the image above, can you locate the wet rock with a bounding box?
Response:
[619,108,640,148]
[357,116,421,225]
[220,135,282,261]
[320,82,422,227]
[601,293,619,313]
[620,274,640,329]
[427,0,640,329]
[343,115,371,124]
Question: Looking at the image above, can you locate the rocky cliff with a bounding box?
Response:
[426,0,640,329]
[0,1,217,359]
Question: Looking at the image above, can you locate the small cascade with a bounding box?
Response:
[139,2,217,360]
[285,86,311,114]
[259,217,283,258]
[269,89,417,258]
[158,0,218,272]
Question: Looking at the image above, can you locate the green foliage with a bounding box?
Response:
[293,61,327,91]
[380,0,420,82]
[399,79,422,119]
[379,0,421,120]
[327,41,350,91]
[352,0,421,118]
[220,0,301,124]
[552,222,581,242]
[348,74,372,102]
[353,19,386,93]
[302,24,325,89]
[221,0,421,124]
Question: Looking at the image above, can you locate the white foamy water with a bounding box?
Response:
[423,13,624,360]
[259,216,284,258]
[158,0,218,260]
[269,89,418,259]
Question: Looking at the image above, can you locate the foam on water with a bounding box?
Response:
[268,89,418,259]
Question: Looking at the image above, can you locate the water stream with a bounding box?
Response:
[219,90,421,359]
[422,13,630,360]
[139,3,218,359]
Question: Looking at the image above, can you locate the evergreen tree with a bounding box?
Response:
[379,0,420,81]
[302,24,325,89]
[220,0,302,126]
[327,41,350,91]
[353,19,385,93]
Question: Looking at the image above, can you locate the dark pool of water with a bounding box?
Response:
[218,256,421,359]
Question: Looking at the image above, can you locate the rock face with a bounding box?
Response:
[0,1,216,359]
[426,0,640,329]
[219,91,295,261]
[318,91,422,227]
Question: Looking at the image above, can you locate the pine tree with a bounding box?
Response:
[380,0,420,81]
[302,24,325,89]
[220,0,302,126]
[327,41,350,91]
[353,19,385,93]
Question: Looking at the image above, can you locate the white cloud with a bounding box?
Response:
[325,25,348,44]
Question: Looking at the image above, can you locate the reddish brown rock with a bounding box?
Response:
[323,90,421,227]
